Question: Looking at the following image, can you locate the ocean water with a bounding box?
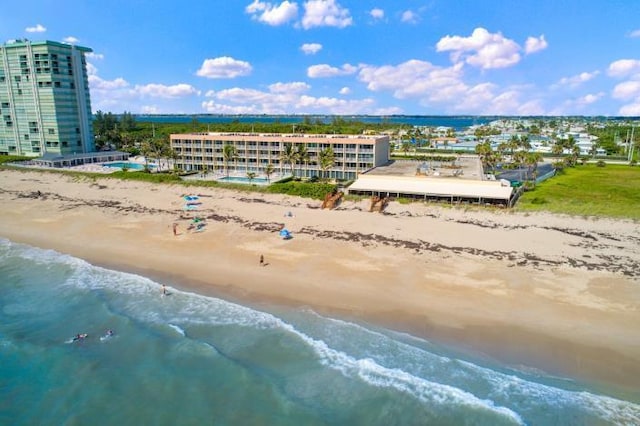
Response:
[1,239,639,425]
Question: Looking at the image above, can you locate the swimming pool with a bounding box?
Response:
[103,162,153,170]
[218,176,269,185]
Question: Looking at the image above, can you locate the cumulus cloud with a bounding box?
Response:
[307,63,358,78]
[135,83,200,98]
[524,35,547,54]
[269,81,310,93]
[201,81,374,114]
[86,52,104,60]
[619,102,640,115]
[401,10,418,24]
[339,86,350,95]
[628,29,640,38]
[556,70,600,88]
[358,60,466,100]
[196,57,252,79]
[356,58,546,114]
[436,27,521,69]
[25,24,46,33]
[301,43,322,55]
[301,0,352,29]
[90,75,129,91]
[576,92,605,106]
[608,59,640,77]
[370,8,384,20]
[612,81,640,100]
[245,0,298,26]
[141,105,160,114]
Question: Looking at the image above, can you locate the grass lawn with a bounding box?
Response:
[516,164,640,220]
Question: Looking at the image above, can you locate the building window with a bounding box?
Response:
[54,81,61,88]
[14,76,21,82]
[48,128,55,135]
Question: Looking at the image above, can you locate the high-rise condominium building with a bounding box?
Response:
[0,39,94,156]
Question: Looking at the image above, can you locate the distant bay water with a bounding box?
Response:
[132,115,495,130]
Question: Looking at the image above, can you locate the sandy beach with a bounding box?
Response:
[1,168,639,398]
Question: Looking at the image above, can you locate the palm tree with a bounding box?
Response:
[475,141,495,175]
[525,152,543,187]
[296,144,309,178]
[223,144,238,177]
[401,141,412,156]
[246,171,256,185]
[280,143,297,177]
[318,147,335,181]
[264,163,275,183]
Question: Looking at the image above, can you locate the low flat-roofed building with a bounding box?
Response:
[348,174,514,206]
[170,132,390,180]
[30,150,129,168]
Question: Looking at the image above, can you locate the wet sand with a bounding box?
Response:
[1,168,639,398]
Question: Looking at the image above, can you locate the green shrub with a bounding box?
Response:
[596,160,606,167]
[0,155,32,164]
[267,181,336,199]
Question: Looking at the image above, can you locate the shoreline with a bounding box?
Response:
[1,168,639,400]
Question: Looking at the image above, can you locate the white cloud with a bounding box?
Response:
[141,105,160,114]
[628,29,640,38]
[370,8,384,20]
[245,0,298,26]
[301,43,322,55]
[576,92,605,106]
[269,81,310,93]
[556,70,600,88]
[90,75,129,91]
[375,106,403,115]
[619,102,640,115]
[358,60,466,100]
[196,57,252,79]
[86,52,104,60]
[25,24,46,33]
[135,83,200,98]
[612,81,640,100]
[436,27,521,69]
[63,36,79,44]
[301,0,352,29]
[608,59,640,77]
[356,58,548,114]
[307,63,357,78]
[524,35,547,54]
[400,10,418,24]
[339,86,350,95]
[201,82,375,114]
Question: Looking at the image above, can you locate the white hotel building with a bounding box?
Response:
[170,132,390,180]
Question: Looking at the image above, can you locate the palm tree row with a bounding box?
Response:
[475,141,543,186]
[220,142,336,182]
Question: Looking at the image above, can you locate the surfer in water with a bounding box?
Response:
[73,333,88,342]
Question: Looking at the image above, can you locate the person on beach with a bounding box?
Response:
[260,255,264,266]
[162,284,167,296]
[172,223,178,236]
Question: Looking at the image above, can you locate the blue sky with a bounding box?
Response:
[2,0,640,116]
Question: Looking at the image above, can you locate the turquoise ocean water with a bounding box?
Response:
[1,238,639,425]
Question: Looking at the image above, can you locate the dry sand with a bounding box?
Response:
[1,168,639,396]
